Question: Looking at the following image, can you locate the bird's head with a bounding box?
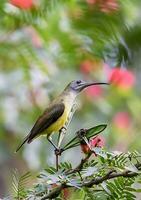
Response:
[67,80,109,93]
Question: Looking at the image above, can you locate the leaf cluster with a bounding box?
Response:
[20,149,141,199]
[10,125,141,200]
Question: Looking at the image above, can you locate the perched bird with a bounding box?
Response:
[16,80,108,152]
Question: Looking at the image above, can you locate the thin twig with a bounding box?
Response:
[65,153,92,175]
[56,153,59,171]
[54,149,62,171]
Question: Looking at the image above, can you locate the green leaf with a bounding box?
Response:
[92,147,107,159]
[106,177,136,200]
[125,163,139,173]
[63,124,107,151]
[86,124,107,139]
[82,166,98,177]
[67,179,81,189]
[59,162,72,170]
[107,152,129,169]
[44,166,57,174]
[12,170,31,199]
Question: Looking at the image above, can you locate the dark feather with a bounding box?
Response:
[16,103,65,152]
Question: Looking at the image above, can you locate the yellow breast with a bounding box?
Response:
[45,108,69,136]
[42,90,76,137]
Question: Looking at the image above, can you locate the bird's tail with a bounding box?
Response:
[15,135,29,152]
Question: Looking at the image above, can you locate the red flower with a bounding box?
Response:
[25,27,42,48]
[81,136,105,154]
[113,112,131,130]
[86,0,118,13]
[109,68,135,90]
[10,0,34,9]
[85,85,103,98]
[86,0,96,5]
[80,60,93,74]
[100,0,118,13]
[62,188,70,200]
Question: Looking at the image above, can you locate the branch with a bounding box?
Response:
[41,163,141,200]
[65,153,92,175]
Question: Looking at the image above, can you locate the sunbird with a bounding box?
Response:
[16,80,108,152]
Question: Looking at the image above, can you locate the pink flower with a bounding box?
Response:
[81,136,105,154]
[10,0,34,9]
[109,67,135,90]
[113,112,131,130]
[85,85,103,98]
[89,136,105,148]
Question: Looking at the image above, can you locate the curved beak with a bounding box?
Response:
[78,82,109,91]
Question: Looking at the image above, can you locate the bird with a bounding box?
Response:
[16,80,108,152]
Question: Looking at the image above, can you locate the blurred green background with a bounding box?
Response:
[1,0,141,197]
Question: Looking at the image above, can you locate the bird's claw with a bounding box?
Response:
[54,148,63,156]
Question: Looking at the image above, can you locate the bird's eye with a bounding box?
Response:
[76,80,81,84]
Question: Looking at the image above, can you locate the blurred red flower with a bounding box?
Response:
[109,68,135,90]
[85,85,103,98]
[113,112,131,130]
[10,0,34,9]
[86,0,96,4]
[86,0,118,13]
[80,59,101,74]
[100,0,118,13]
[80,60,93,74]
[81,136,105,154]
[25,27,42,48]
[62,188,70,200]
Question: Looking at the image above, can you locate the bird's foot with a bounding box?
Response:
[60,126,67,132]
[77,129,91,149]
[54,148,63,156]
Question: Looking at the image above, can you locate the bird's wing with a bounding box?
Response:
[27,103,65,143]
[16,103,65,152]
